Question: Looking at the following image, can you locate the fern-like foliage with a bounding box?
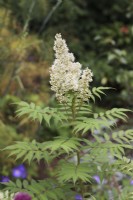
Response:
[73,107,131,135]
[3,140,52,164]
[3,179,72,200]
[15,101,67,125]
[73,118,112,135]
[84,140,125,157]
[97,129,133,151]
[43,137,81,154]
[114,157,133,176]
[3,137,81,165]
[3,99,133,200]
[83,130,133,169]
[94,108,130,122]
[57,162,91,184]
[111,129,133,144]
[119,187,133,200]
[90,86,112,101]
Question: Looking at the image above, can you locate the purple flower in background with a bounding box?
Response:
[130,180,133,185]
[93,175,101,184]
[14,192,32,200]
[0,176,10,182]
[12,164,27,179]
[75,194,83,200]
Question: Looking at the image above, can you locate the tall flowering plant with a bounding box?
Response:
[2,34,133,200]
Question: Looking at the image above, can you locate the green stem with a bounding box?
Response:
[77,151,80,165]
[71,95,76,120]
[71,95,84,198]
[77,151,84,198]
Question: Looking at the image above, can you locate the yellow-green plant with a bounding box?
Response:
[2,34,133,200]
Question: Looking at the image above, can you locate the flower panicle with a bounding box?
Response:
[50,33,93,102]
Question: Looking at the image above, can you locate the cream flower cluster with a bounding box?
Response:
[0,190,14,200]
[50,33,93,102]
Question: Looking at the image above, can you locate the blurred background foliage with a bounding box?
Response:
[0,0,133,192]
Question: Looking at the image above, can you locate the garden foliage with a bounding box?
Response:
[0,5,50,179]
[2,34,133,200]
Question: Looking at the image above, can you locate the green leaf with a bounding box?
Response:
[3,141,52,164]
[15,101,67,126]
[73,118,112,135]
[43,137,81,154]
[91,86,112,101]
[57,162,91,184]
[16,179,22,188]
[2,179,68,200]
